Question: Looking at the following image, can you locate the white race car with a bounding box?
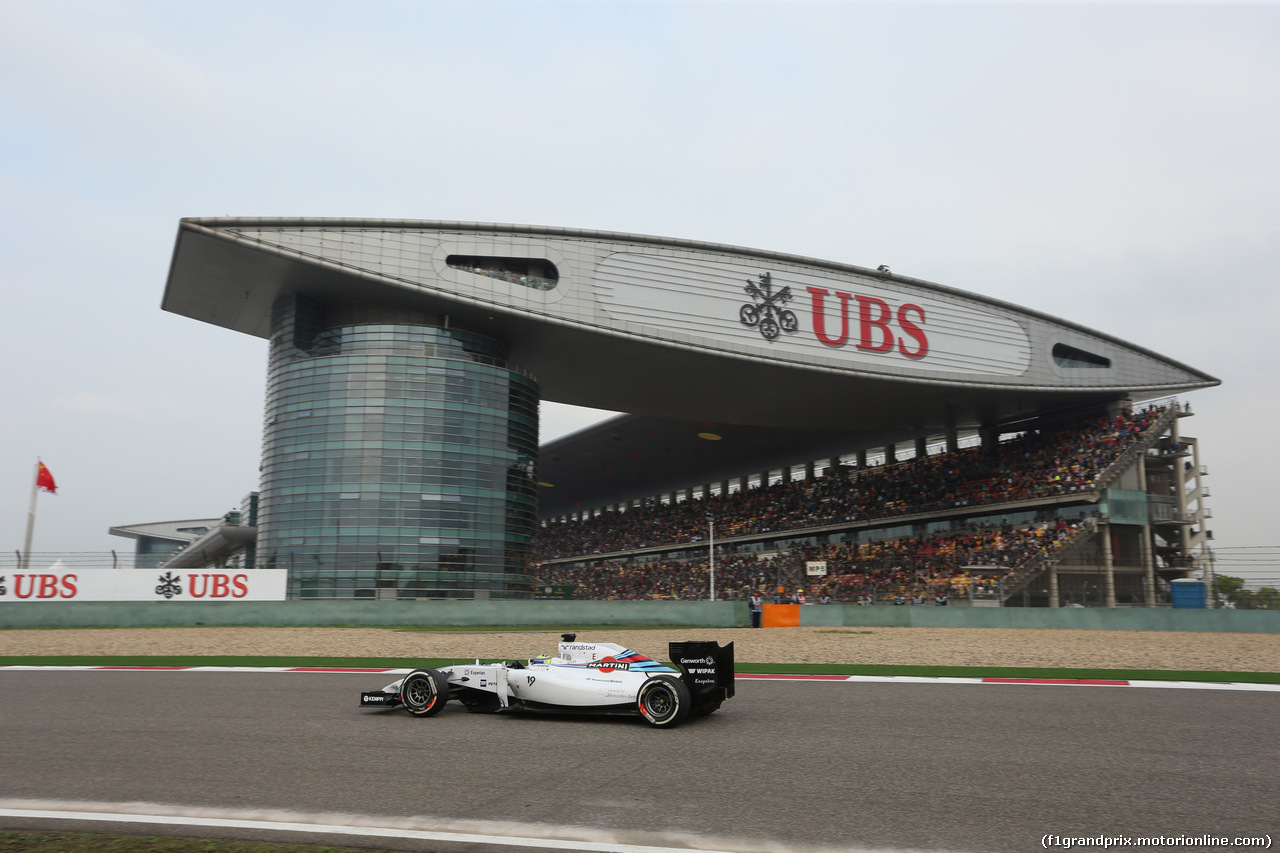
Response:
[359,634,735,727]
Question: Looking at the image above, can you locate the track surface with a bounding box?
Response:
[0,671,1276,852]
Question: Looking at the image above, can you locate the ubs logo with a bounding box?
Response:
[739,272,798,342]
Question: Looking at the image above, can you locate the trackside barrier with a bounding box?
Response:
[1,600,1278,632]
[761,603,800,628]
[796,605,1280,633]
[0,599,747,630]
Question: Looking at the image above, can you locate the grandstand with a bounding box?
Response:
[536,400,1213,607]
[64,218,1220,605]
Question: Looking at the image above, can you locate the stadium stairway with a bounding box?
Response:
[994,406,1177,605]
[996,519,1100,605]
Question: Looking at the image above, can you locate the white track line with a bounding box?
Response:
[0,801,909,853]
[0,807,713,853]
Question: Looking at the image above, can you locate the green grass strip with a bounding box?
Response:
[2,655,1276,683]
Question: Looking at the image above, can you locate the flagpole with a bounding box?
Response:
[22,459,40,572]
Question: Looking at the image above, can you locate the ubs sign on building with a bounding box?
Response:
[162,219,1217,599]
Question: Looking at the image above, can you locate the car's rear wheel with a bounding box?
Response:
[400,669,448,717]
[637,675,691,727]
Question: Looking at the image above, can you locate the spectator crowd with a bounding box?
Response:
[538,518,1092,602]
[536,407,1164,562]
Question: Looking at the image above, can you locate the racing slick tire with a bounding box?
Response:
[636,675,692,727]
[400,669,448,717]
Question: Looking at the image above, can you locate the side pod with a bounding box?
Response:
[668,640,735,714]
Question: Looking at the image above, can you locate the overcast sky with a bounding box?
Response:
[2,0,1276,582]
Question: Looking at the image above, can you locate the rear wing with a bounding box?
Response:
[668,640,735,709]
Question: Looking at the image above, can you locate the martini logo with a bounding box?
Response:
[588,657,631,673]
[739,272,798,342]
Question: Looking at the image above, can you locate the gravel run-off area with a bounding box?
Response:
[0,626,1277,672]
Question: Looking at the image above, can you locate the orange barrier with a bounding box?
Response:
[762,603,800,628]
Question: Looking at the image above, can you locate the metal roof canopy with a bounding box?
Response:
[162,218,1218,518]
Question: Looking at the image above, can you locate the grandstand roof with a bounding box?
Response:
[108,519,222,544]
[162,219,1219,516]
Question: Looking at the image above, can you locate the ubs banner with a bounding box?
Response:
[0,570,288,602]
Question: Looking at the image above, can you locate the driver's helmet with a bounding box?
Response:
[530,653,552,665]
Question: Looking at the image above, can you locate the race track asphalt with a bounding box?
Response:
[0,670,1275,853]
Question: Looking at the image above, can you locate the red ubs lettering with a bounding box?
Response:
[13,574,78,599]
[806,287,929,359]
[187,573,250,599]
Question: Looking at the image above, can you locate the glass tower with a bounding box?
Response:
[257,295,540,599]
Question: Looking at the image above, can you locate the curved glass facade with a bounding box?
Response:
[258,296,540,599]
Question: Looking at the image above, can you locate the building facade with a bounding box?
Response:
[258,296,539,598]
[161,219,1219,601]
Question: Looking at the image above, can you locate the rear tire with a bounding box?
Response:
[400,669,448,717]
[637,675,691,727]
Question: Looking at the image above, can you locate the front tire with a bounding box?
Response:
[637,675,691,727]
[400,669,448,717]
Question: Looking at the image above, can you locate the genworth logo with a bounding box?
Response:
[738,272,798,342]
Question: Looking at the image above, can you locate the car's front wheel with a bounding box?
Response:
[400,669,448,717]
[636,675,691,727]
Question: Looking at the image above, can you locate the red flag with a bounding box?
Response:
[36,462,57,494]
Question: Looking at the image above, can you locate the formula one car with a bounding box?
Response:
[359,634,734,727]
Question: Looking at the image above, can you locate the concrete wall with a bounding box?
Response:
[798,605,1280,633]
[0,599,748,629]
[2,600,1277,632]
